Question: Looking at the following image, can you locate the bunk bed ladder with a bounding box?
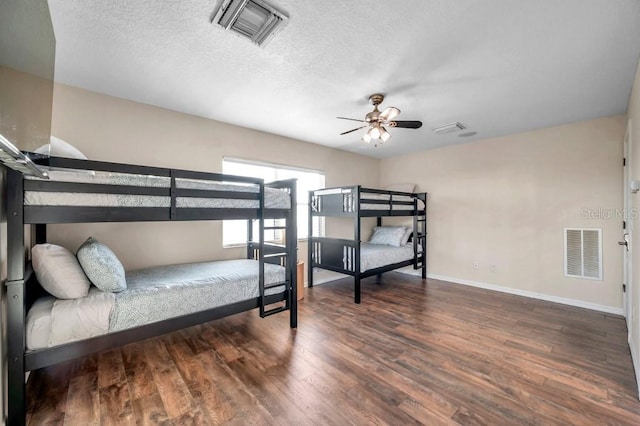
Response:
[261,225,290,318]
[258,182,297,319]
[413,195,428,278]
[415,217,426,266]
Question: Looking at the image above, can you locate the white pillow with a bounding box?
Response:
[32,244,91,299]
[369,226,407,247]
[400,228,413,245]
[35,136,88,159]
[384,183,415,193]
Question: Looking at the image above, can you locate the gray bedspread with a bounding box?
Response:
[110,259,286,332]
[26,259,287,350]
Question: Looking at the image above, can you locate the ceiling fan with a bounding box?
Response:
[338,94,423,145]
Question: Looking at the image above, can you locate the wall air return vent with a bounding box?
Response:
[564,228,602,280]
[212,0,288,47]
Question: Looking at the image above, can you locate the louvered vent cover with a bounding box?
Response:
[564,228,602,280]
[212,0,288,47]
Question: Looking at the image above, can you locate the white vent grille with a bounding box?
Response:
[213,0,288,47]
[564,228,602,280]
[432,122,466,135]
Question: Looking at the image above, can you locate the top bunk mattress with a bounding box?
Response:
[24,168,291,209]
[359,192,416,211]
[312,187,424,213]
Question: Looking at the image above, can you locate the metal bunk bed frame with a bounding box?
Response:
[5,155,297,425]
[308,185,427,303]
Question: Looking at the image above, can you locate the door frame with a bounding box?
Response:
[624,119,640,400]
[623,122,633,325]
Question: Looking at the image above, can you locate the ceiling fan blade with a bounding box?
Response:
[379,106,401,121]
[340,126,367,135]
[337,116,366,122]
[391,120,423,129]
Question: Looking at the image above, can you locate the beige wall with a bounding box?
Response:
[0,66,53,151]
[49,84,379,278]
[627,55,640,394]
[380,116,625,310]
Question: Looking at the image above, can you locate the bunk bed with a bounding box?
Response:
[5,154,297,425]
[308,185,426,303]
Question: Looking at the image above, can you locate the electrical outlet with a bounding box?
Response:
[473,262,479,270]
[490,264,497,273]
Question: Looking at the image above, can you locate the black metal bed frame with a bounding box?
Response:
[308,185,427,303]
[5,155,297,425]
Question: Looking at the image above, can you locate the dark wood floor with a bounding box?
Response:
[26,273,640,425]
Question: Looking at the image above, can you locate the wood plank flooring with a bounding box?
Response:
[26,274,640,425]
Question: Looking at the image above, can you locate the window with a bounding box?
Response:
[223,158,325,246]
[564,228,602,280]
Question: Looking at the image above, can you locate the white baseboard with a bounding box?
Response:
[307,269,349,286]
[630,335,640,399]
[398,267,623,315]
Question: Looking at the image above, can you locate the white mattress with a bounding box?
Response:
[25,169,291,209]
[343,243,421,272]
[26,259,286,350]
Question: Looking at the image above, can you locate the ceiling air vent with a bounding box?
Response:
[433,122,466,135]
[212,0,288,47]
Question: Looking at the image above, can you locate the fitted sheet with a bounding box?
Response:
[26,287,115,350]
[26,259,287,350]
[24,169,291,209]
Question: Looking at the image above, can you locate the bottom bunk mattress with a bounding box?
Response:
[26,259,286,350]
[345,243,422,272]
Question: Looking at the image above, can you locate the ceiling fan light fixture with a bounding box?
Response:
[380,127,391,143]
[337,92,423,147]
[380,107,400,122]
[369,124,382,140]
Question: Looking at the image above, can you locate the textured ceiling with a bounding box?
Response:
[48,0,640,159]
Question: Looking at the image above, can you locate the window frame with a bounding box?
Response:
[222,157,325,247]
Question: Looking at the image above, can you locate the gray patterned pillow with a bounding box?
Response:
[369,226,407,247]
[77,237,127,292]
